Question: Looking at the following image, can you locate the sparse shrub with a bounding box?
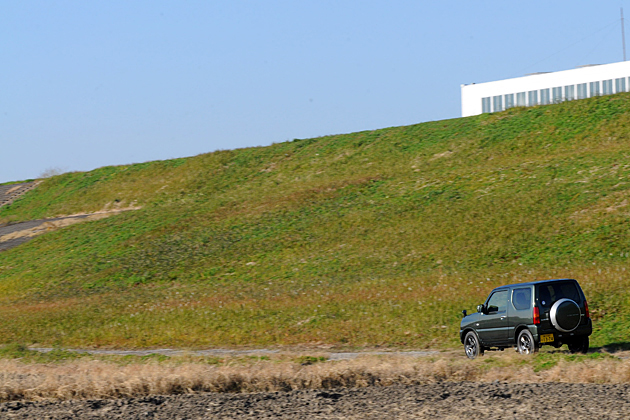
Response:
[296,356,326,365]
[38,166,66,178]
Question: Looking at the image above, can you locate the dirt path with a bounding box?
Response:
[0,215,92,252]
[1,382,628,419]
[0,208,138,252]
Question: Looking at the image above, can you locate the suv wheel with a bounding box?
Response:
[568,336,589,354]
[517,329,538,355]
[464,331,483,359]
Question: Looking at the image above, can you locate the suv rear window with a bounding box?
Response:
[537,281,580,308]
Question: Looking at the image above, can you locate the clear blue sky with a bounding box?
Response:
[2,1,629,183]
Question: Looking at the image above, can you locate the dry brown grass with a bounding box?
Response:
[1,352,630,402]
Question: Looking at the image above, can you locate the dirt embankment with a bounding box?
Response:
[1,382,628,419]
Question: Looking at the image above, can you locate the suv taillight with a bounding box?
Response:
[533,306,540,325]
[584,300,590,318]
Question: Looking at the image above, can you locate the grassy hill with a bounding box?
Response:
[2,94,630,350]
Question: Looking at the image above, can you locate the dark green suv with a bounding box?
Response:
[460,279,592,359]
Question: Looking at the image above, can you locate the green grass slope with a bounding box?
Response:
[2,95,630,349]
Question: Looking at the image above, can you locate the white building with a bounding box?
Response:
[461,60,630,117]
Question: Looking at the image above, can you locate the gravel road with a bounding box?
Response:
[1,382,629,419]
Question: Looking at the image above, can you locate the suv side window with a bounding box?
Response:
[512,288,531,310]
[486,290,508,313]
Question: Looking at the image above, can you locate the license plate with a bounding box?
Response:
[540,333,554,343]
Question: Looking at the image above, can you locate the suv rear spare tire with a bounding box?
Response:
[550,298,581,332]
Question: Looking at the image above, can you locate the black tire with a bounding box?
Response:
[517,329,538,355]
[464,331,483,359]
[568,336,589,354]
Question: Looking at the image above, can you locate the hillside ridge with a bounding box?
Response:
[1,94,630,349]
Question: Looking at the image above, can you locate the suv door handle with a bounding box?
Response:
[500,316,506,320]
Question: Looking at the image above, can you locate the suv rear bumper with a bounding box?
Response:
[531,319,592,344]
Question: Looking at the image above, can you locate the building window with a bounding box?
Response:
[616,77,626,93]
[493,95,503,112]
[482,97,491,113]
[528,90,538,106]
[565,85,575,100]
[603,79,613,95]
[516,92,526,106]
[552,87,563,103]
[504,93,515,109]
[589,81,600,97]
[577,83,587,99]
[540,88,550,105]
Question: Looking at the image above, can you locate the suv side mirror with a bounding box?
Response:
[487,305,499,313]
[462,309,467,317]
[477,304,485,314]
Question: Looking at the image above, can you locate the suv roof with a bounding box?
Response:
[488,278,577,292]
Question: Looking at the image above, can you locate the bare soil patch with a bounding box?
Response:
[1,382,628,419]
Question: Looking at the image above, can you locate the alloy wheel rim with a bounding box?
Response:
[519,335,532,354]
[465,337,476,357]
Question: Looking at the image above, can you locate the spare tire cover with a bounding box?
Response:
[550,298,581,332]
